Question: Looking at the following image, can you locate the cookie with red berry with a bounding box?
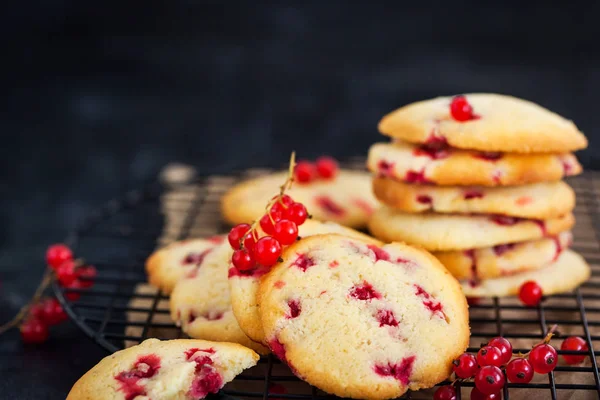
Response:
[373,177,575,219]
[461,250,589,297]
[66,338,259,400]
[367,140,582,187]
[378,93,587,153]
[258,234,469,399]
[368,206,574,251]
[434,231,572,281]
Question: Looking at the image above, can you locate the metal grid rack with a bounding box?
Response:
[53,161,600,399]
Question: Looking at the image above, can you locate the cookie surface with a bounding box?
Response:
[434,231,572,281]
[146,236,225,294]
[378,93,587,153]
[367,141,582,187]
[368,206,574,251]
[373,177,575,219]
[259,234,469,400]
[221,170,379,229]
[461,250,590,297]
[228,219,381,344]
[67,338,259,400]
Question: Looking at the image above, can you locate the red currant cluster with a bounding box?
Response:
[47,244,97,301]
[449,95,478,122]
[294,156,339,183]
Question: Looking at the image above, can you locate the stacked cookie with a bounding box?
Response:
[367,93,591,297]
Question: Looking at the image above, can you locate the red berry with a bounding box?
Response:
[477,345,503,367]
[471,387,500,400]
[284,202,308,226]
[56,260,77,287]
[561,336,588,365]
[253,236,282,267]
[294,161,316,183]
[450,95,474,122]
[242,231,257,252]
[259,210,283,235]
[273,220,299,245]
[453,353,478,379]
[519,280,543,306]
[64,279,83,301]
[228,224,251,250]
[474,365,505,395]
[30,302,46,321]
[232,249,256,271]
[529,343,558,374]
[39,298,68,325]
[506,358,534,383]
[315,156,339,179]
[76,265,97,288]
[434,385,457,400]
[46,244,73,270]
[20,318,49,344]
[488,337,513,364]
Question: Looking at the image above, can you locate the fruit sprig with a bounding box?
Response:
[228,152,310,272]
[0,244,97,344]
[294,156,339,183]
[434,325,590,399]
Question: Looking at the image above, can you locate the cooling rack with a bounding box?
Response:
[53,160,600,399]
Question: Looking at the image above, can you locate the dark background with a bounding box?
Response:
[1,1,599,398]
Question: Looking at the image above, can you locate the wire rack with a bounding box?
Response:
[53,160,600,399]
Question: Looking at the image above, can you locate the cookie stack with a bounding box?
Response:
[366,93,591,297]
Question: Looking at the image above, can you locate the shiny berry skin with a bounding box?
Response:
[506,358,534,383]
[271,195,294,214]
[39,298,68,325]
[284,202,308,226]
[315,156,339,179]
[242,232,256,252]
[76,265,97,288]
[434,385,457,400]
[450,95,475,121]
[529,343,558,374]
[46,244,73,270]
[561,336,589,365]
[20,318,49,344]
[232,249,256,271]
[453,353,478,378]
[477,345,503,367]
[253,236,282,267]
[260,210,283,235]
[228,223,250,250]
[488,337,513,364]
[273,220,299,245]
[471,387,500,400]
[55,260,77,287]
[519,280,543,306]
[294,161,316,183]
[474,365,505,395]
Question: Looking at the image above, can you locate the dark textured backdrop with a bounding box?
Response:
[1,1,599,398]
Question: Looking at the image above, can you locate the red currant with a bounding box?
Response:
[519,280,543,306]
[506,358,534,383]
[273,219,299,245]
[260,210,283,235]
[294,161,316,183]
[315,156,339,179]
[242,231,257,251]
[56,260,77,287]
[474,365,504,395]
[232,249,256,271]
[450,95,475,122]
[477,345,503,367]
[30,302,46,321]
[20,318,49,344]
[39,298,68,325]
[76,265,97,288]
[46,244,73,270]
[434,385,457,400]
[529,343,558,374]
[64,279,83,301]
[561,336,588,365]
[284,202,308,226]
[470,387,500,400]
[228,224,251,250]
[488,337,513,364]
[253,236,282,267]
[452,353,478,379]
[271,195,294,213]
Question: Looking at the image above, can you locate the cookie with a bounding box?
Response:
[378,93,587,153]
[228,219,381,344]
[368,206,574,251]
[145,236,225,294]
[258,234,469,400]
[66,338,259,400]
[367,141,582,187]
[372,177,575,219]
[221,170,379,229]
[461,250,590,297]
[169,242,269,354]
[434,231,572,281]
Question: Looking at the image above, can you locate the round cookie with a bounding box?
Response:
[378,93,587,153]
[461,250,590,297]
[367,141,582,187]
[169,242,269,355]
[67,338,259,400]
[368,206,575,252]
[221,170,379,229]
[146,236,225,294]
[434,231,572,281]
[258,234,470,400]
[373,177,575,219]
[228,219,382,344]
